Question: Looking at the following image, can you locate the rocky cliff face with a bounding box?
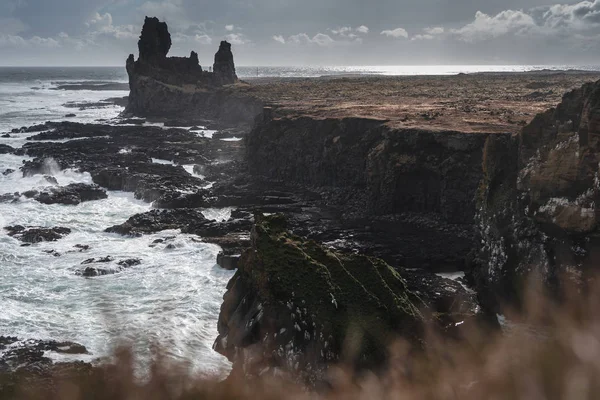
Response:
[125,17,257,124]
[214,213,477,382]
[246,113,492,271]
[474,79,600,311]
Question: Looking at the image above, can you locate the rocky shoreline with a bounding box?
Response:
[3,16,600,393]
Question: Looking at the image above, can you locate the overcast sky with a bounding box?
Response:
[2,0,600,66]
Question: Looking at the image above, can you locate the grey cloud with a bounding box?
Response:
[2,0,600,66]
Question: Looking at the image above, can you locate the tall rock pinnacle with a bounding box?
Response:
[138,16,172,61]
[213,41,238,85]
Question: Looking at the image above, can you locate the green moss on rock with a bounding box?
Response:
[219,213,424,371]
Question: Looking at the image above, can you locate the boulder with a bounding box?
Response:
[23,183,108,206]
[4,226,71,243]
[77,257,141,277]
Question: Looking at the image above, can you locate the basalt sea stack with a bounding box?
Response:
[125,17,260,124]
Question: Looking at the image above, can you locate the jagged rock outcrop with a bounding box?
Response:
[474,79,600,311]
[213,41,238,85]
[125,17,257,124]
[246,114,491,271]
[214,214,478,382]
[138,17,171,61]
[21,183,108,205]
[4,226,71,243]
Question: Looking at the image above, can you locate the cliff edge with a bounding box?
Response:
[474,78,600,311]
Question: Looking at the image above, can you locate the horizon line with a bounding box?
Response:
[0,63,599,69]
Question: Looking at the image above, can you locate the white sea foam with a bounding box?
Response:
[0,71,234,375]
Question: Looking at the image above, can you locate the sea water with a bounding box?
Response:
[0,67,234,375]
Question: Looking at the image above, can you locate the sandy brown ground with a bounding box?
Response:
[233,72,600,133]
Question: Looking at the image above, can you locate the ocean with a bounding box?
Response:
[0,67,234,376]
[0,64,596,375]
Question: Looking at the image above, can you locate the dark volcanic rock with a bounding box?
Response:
[15,122,209,204]
[138,16,171,61]
[106,209,208,235]
[0,337,93,397]
[213,41,238,85]
[0,144,14,154]
[0,193,19,203]
[125,17,261,125]
[77,256,140,277]
[118,258,142,267]
[23,183,108,205]
[105,208,252,237]
[246,115,490,271]
[473,78,600,312]
[214,214,479,382]
[4,226,71,243]
[216,251,240,270]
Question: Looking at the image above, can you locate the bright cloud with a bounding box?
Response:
[381,28,408,38]
[451,10,536,41]
[412,26,445,40]
[273,35,285,44]
[288,32,335,46]
[225,33,247,45]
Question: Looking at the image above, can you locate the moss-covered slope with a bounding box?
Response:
[214,213,425,381]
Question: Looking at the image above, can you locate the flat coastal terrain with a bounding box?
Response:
[238,71,600,132]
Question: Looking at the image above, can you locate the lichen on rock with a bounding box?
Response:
[474,78,600,312]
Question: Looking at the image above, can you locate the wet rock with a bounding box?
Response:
[0,193,19,203]
[2,169,14,176]
[0,337,93,397]
[43,250,61,257]
[81,256,113,264]
[43,175,58,185]
[118,118,145,125]
[106,209,207,235]
[64,113,77,118]
[4,226,71,243]
[74,244,90,252]
[77,257,139,277]
[23,183,108,205]
[106,208,252,237]
[11,124,48,134]
[0,144,14,154]
[117,258,141,267]
[216,251,240,270]
[1,134,10,138]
